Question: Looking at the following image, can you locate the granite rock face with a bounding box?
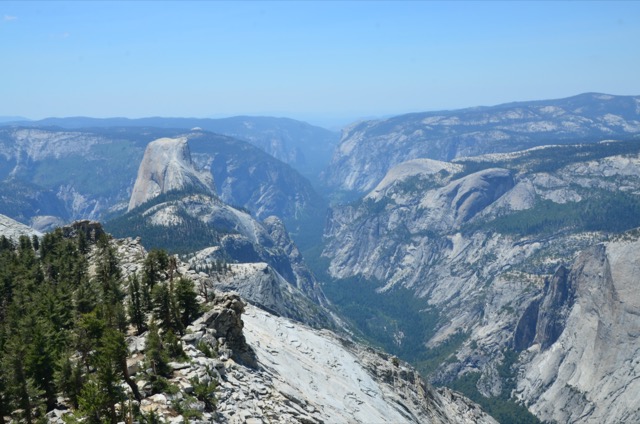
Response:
[240,305,497,424]
[323,139,640,421]
[201,261,338,330]
[0,213,41,240]
[516,238,640,423]
[76,236,497,424]
[128,137,214,211]
[0,126,323,232]
[533,265,575,349]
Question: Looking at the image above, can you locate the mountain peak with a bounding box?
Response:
[128,136,214,211]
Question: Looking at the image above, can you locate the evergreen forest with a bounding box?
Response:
[0,227,203,423]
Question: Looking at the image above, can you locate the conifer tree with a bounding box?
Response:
[152,284,182,334]
[94,235,125,328]
[24,319,57,411]
[144,321,170,393]
[174,277,201,329]
[56,355,83,409]
[2,336,44,424]
[31,235,39,252]
[127,273,146,335]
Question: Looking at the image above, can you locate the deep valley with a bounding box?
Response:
[1,92,640,423]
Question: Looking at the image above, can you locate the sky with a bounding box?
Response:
[1,1,639,127]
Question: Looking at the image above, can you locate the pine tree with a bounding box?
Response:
[174,277,201,329]
[142,249,169,290]
[144,321,170,394]
[31,235,39,252]
[127,273,146,335]
[164,329,186,360]
[76,377,111,424]
[0,235,12,252]
[94,236,125,328]
[74,276,98,315]
[74,311,105,372]
[141,249,169,312]
[2,336,44,424]
[24,319,57,411]
[56,355,83,409]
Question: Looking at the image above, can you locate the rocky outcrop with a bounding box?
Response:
[241,305,497,424]
[513,298,541,352]
[60,219,106,242]
[120,301,497,424]
[128,137,214,211]
[191,293,256,367]
[207,262,338,330]
[513,265,576,352]
[428,168,515,226]
[533,265,575,349]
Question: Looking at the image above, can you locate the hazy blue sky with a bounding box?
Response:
[1,1,639,127]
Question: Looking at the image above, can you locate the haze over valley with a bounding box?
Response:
[2,1,640,423]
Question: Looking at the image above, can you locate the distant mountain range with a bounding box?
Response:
[4,115,339,183]
[0,126,324,243]
[325,93,640,194]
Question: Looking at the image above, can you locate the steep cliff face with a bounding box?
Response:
[128,137,215,211]
[533,266,575,349]
[325,93,640,193]
[322,140,640,421]
[0,127,150,226]
[188,131,326,227]
[516,238,640,423]
[325,166,517,287]
[513,265,576,353]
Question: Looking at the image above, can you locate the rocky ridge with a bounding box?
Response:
[50,234,497,424]
[325,93,640,193]
[10,115,339,182]
[0,213,41,240]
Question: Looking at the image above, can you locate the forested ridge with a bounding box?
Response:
[0,225,203,423]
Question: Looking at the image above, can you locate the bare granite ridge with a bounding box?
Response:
[0,213,41,240]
